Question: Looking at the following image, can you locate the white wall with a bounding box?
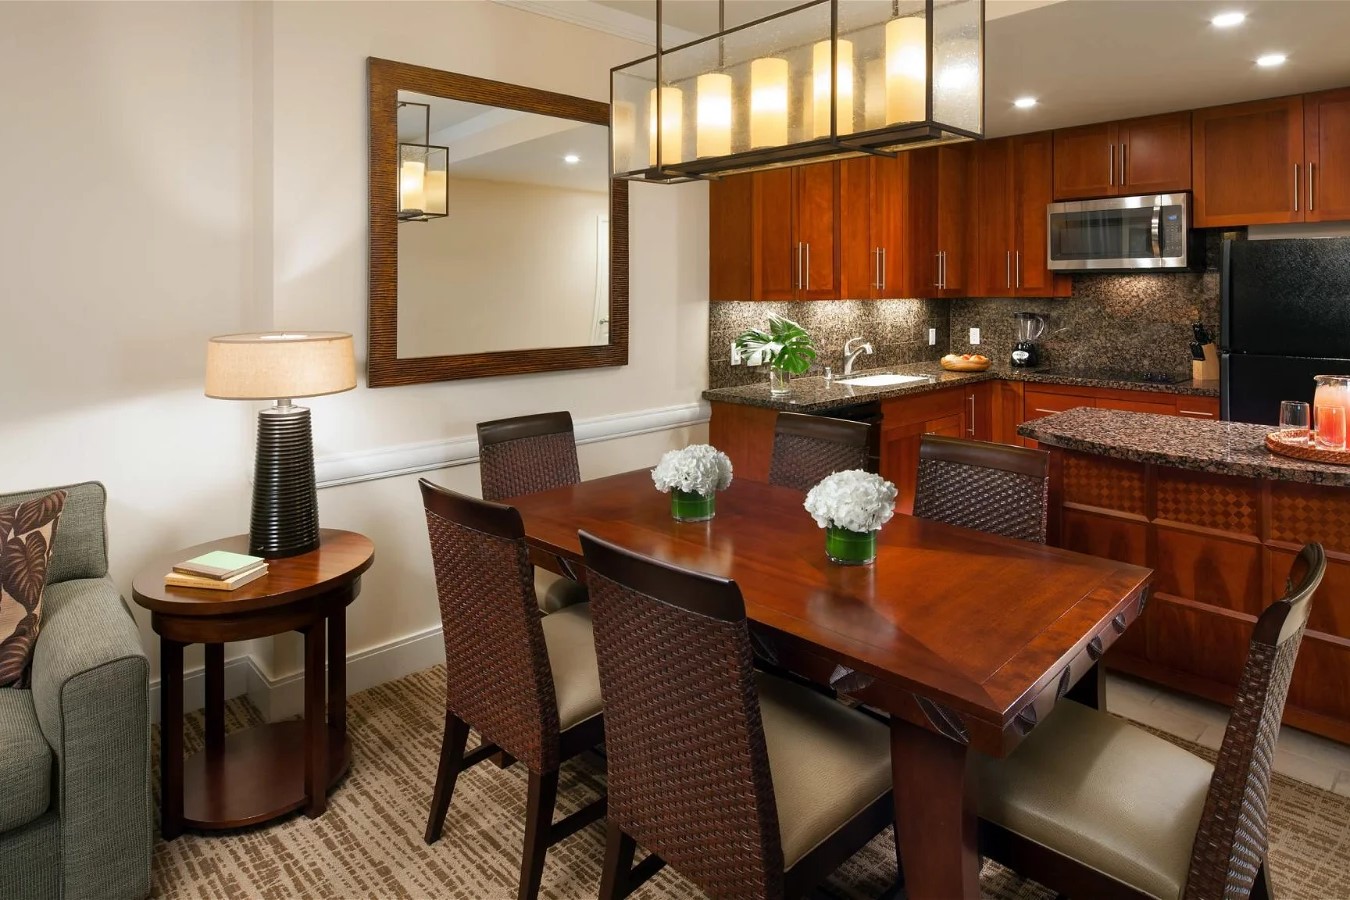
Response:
[0,0,710,706]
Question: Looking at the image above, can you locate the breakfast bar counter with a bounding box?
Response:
[1023,408,1350,743]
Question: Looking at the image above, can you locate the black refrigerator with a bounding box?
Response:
[1221,237,1350,424]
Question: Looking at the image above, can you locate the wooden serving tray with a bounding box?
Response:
[1265,431,1350,466]
[940,357,992,372]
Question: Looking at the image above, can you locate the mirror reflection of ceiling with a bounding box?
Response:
[398,92,608,193]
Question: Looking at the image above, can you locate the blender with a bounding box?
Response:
[1012,312,1047,368]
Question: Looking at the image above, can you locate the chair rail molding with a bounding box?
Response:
[314,401,711,488]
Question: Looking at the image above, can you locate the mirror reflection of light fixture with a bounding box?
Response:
[611,0,984,184]
[397,101,448,222]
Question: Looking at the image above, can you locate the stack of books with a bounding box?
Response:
[165,551,268,591]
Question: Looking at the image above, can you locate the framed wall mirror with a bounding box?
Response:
[368,58,628,386]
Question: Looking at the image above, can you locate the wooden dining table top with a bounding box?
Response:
[508,469,1153,757]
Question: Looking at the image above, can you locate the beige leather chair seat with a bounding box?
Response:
[974,701,1214,900]
[756,673,892,867]
[539,603,602,730]
[534,567,587,613]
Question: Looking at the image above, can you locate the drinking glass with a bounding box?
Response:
[1279,401,1311,444]
[1316,404,1347,451]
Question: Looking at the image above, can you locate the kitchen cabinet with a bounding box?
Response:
[1193,96,1304,227]
[1305,87,1350,223]
[904,144,975,298]
[879,387,968,512]
[1018,384,1222,448]
[974,133,1071,298]
[961,381,994,441]
[840,155,905,299]
[708,163,839,300]
[1053,112,1192,200]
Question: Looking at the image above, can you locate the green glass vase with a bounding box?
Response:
[671,489,715,522]
[826,526,877,565]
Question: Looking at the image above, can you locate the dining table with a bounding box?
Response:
[507,469,1153,900]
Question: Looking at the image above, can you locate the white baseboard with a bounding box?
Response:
[149,626,446,725]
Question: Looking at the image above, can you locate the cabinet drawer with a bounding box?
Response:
[924,414,963,437]
[1024,390,1094,419]
[1176,396,1220,419]
[1095,397,1176,416]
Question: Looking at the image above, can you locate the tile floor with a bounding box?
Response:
[1106,671,1350,795]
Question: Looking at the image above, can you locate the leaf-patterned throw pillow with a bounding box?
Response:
[0,490,67,688]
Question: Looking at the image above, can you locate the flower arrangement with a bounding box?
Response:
[803,470,898,565]
[652,444,734,521]
[733,314,818,395]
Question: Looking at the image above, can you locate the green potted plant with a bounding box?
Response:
[733,314,818,396]
[803,470,898,565]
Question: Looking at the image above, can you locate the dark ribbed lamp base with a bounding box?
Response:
[250,404,320,558]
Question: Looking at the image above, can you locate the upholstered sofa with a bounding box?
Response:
[0,482,151,900]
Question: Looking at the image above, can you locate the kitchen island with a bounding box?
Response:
[1023,407,1350,744]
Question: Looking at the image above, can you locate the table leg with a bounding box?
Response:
[327,609,346,740]
[1066,661,1104,710]
[304,618,328,818]
[890,717,979,900]
[205,643,225,755]
[160,639,185,840]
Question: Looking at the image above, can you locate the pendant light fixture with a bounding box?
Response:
[611,0,984,184]
[397,101,449,222]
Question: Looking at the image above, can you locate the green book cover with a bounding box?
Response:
[173,550,266,579]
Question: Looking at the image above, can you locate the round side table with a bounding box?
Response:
[133,529,374,839]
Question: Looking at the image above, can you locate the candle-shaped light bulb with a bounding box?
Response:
[812,39,854,138]
[696,73,733,158]
[648,86,684,167]
[399,157,426,214]
[886,16,927,123]
[424,167,446,216]
[750,57,789,149]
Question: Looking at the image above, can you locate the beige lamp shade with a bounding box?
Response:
[205,331,357,400]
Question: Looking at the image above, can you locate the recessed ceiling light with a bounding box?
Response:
[1257,53,1287,68]
[563,154,581,164]
[1211,11,1246,28]
[1014,96,1038,109]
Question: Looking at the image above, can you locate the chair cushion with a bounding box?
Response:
[0,689,53,831]
[534,568,588,614]
[756,673,892,868]
[539,603,602,731]
[1,491,66,687]
[974,701,1213,900]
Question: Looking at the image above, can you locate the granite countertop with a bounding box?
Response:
[702,361,1220,413]
[1020,407,1350,487]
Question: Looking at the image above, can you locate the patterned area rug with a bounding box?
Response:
[151,665,1350,899]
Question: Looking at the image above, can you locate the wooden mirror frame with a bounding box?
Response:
[367,57,629,387]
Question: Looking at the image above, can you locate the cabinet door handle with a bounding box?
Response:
[1310,162,1316,212]
[1294,164,1300,213]
[935,252,943,289]
[1109,144,1114,187]
[968,394,976,435]
[1120,142,1127,186]
[804,242,811,291]
[880,247,887,292]
[795,242,803,290]
[1015,250,1021,288]
[1006,250,1011,289]
[1178,409,1216,418]
[1033,408,1063,415]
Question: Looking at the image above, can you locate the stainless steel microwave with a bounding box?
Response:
[1047,193,1192,272]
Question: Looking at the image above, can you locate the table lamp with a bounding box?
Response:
[205,332,357,558]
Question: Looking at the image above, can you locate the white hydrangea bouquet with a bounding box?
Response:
[803,470,898,565]
[652,444,733,522]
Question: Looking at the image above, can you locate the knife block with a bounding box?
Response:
[1192,343,1220,381]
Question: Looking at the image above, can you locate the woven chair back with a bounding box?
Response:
[912,435,1050,543]
[580,531,785,898]
[477,411,581,502]
[768,412,872,493]
[419,478,560,772]
[1184,542,1326,900]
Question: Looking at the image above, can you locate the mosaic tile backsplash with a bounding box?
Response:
[708,273,1221,388]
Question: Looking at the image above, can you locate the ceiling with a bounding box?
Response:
[571,0,1350,137]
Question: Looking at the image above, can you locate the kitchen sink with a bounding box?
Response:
[835,373,934,387]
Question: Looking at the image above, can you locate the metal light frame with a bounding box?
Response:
[611,0,985,184]
[397,100,450,221]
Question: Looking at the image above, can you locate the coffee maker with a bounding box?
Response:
[1011,312,1047,368]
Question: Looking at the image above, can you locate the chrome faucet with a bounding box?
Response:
[843,336,874,375]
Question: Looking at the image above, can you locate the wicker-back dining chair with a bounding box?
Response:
[419,479,605,900]
[975,543,1327,900]
[477,411,587,613]
[912,434,1050,543]
[579,531,896,900]
[767,412,873,493]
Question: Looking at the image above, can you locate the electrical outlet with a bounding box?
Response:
[928,327,937,346]
[969,327,981,345]
[730,342,741,365]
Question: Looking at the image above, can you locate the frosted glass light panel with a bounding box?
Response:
[931,0,983,136]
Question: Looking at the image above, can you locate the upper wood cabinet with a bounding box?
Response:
[1193,96,1304,227]
[1053,112,1192,200]
[975,132,1071,298]
[900,144,976,298]
[1305,87,1350,223]
[840,156,904,300]
[708,163,839,300]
